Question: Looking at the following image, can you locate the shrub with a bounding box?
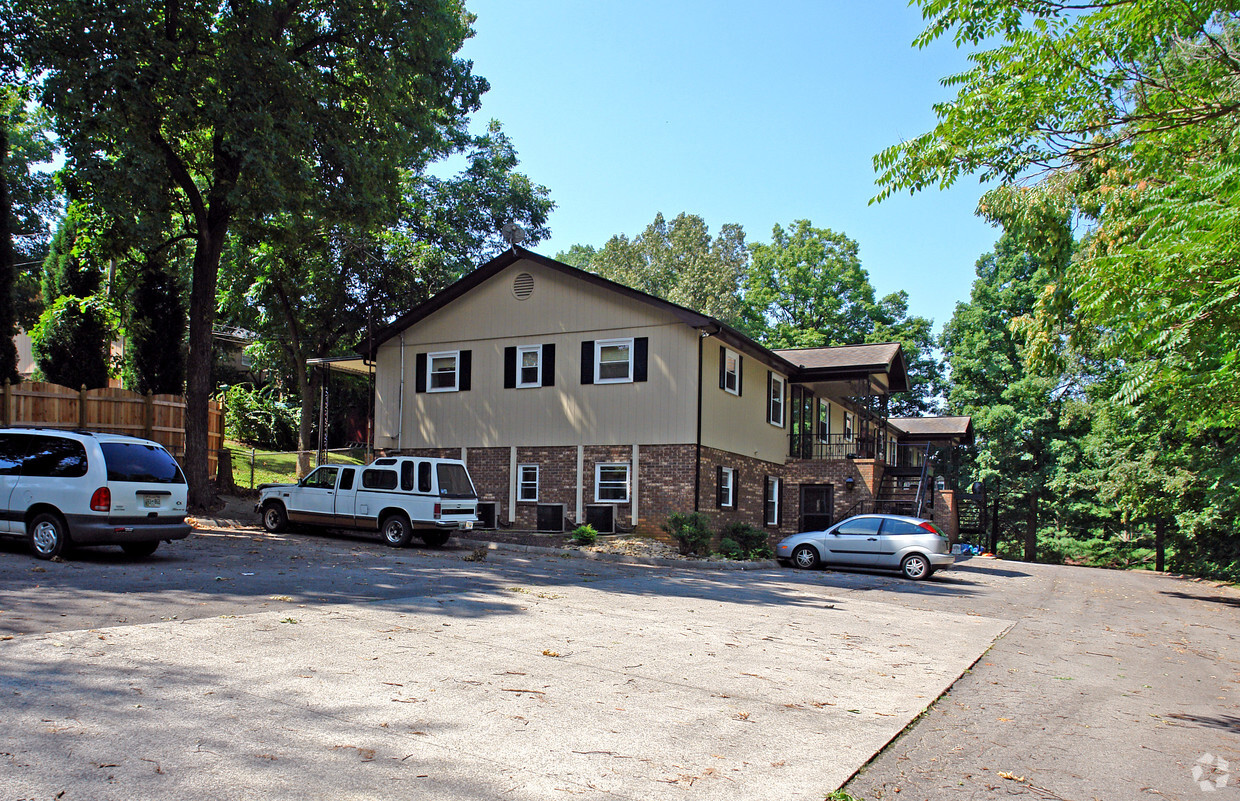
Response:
[721,521,774,560]
[718,537,743,559]
[571,524,598,545]
[221,384,299,450]
[663,511,713,556]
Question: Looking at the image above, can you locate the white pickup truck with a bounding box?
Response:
[255,456,479,547]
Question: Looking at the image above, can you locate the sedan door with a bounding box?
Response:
[822,516,883,566]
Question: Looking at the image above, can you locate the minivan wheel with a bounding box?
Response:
[261,503,288,533]
[29,512,69,560]
[791,544,820,570]
[121,541,160,558]
[420,531,451,547]
[381,513,413,547]
[901,553,931,581]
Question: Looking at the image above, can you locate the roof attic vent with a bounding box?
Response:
[512,272,534,300]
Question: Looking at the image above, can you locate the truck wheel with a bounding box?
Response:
[420,531,451,547]
[261,502,288,533]
[29,512,70,560]
[381,513,413,547]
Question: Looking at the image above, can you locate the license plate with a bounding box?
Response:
[461,521,473,530]
[142,495,161,509]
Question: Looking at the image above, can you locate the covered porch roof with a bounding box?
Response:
[888,415,974,445]
[774,342,910,397]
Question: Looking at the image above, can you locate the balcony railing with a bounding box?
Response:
[789,434,877,461]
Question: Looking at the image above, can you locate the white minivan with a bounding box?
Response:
[0,428,191,559]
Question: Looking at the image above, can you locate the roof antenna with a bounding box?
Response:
[501,223,526,251]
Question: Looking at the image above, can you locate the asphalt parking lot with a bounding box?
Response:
[1,518,1237,801]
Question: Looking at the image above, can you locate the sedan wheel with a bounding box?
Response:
[791,544,820,570]
[901,553,931,581]
[29,513,69,560]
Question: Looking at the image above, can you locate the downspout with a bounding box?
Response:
[397,332,405,451]
[693,326,719,512]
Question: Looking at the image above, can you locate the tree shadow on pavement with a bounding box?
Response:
[1160,590,1240,608]
[1166,713,1240,733]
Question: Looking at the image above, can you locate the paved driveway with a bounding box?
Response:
[0,522,1236,800]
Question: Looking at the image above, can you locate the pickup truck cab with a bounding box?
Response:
[256,456,478,547]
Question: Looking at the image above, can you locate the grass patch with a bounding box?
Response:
[225,440,367,488]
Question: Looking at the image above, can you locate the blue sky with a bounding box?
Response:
[458,1,999,333]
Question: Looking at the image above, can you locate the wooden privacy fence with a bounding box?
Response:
[0,381,223,474]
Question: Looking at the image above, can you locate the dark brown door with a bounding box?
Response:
[800,484,834,532]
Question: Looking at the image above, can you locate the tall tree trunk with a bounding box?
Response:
[1023,490,1039,562]
[0,125,21,383]
[183,212,230,509]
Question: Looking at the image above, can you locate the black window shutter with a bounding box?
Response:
[415,353,427,393]
[738,356,743,397]
[734,472,739,510]
[766,371,772,420]
[776,478,782,527]
[634,337,649,382]
[581,341,594,384]
[542,343,556,387]
[459,350,472,391]
[764,476,774,525]
[718,345,726,389]
[716,465,724,508]
[503,347,517,389]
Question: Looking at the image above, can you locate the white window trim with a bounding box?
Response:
[516,345,542,389]
[720,466,735,508]
[517,464,539,502]
[768,374,785,427]
[427,350,460,393]
[595,462,631,503]
[595,337,634,384]
[723,348,740,396]
[765,477,781,526]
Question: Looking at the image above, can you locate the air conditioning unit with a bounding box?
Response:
[536,503,565,533]
[585,504,615,534]
[475,501,498,530]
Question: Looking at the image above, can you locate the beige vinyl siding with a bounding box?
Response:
[374,260,700,449]
[699,336,788,464]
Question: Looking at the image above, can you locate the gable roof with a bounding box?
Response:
[357,247,910,393]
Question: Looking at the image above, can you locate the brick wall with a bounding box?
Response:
[932,489,958,543]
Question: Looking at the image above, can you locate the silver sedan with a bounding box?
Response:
[775,514,956,580]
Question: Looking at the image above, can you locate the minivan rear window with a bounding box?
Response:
[436,463,476,498]
[100,443,185,484]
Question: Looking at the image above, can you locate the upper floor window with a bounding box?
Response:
[844,411,854,441]
[818,400,831,439]
[595,463,631,503]
[429,351,459,392]
[517,346,542,388]
[767,372,785,427]
[596,338,633,383]
[720,347,741,395]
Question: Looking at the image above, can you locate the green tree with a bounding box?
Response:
[33,208,111,388]
[123,253,186,395]
[875,0,1240,428]
[558,212,749,328]
[219,122,552,475]
[15,0,487,506]
[745,220,943,415]
[941,233,1078,562]
[1,89,57,377]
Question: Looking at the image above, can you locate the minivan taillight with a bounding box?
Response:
[433,502,442,519]
[90,487,111,512]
